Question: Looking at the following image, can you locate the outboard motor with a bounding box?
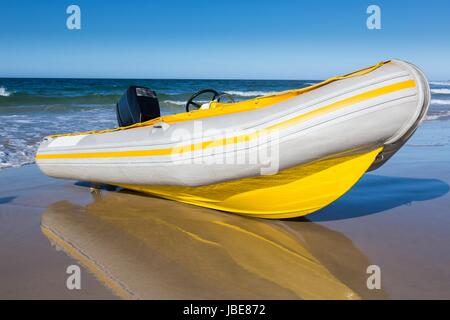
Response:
[116,86,161,127]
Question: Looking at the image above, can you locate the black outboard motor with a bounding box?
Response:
[116,86,161,127]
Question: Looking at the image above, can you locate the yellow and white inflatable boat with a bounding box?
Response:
[35,60,430,219]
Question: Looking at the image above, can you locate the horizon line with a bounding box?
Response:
[0,75,324,81]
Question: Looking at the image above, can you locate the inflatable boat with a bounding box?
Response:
[35,60,430,219]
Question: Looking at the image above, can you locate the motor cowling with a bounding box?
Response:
[116,86,161,127]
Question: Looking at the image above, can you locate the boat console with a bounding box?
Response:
[116,87,235,126]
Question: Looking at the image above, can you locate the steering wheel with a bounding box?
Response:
[185,89,220,112]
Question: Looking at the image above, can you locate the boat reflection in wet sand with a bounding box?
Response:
[41,190,387,299]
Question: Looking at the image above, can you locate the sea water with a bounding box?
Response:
[0,78,449,169]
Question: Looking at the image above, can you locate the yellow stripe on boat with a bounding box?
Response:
[36,80,414,160]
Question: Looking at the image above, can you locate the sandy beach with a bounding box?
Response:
[1,120,449,299]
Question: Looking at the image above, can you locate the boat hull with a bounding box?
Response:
[35,60,430,218]
[118,147,383,218]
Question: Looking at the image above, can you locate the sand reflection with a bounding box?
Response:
[41,190,386,299]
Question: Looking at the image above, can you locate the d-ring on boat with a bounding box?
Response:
[35,60,430,219]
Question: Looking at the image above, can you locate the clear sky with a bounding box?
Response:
[0,0,449,79]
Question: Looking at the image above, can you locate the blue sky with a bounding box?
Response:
[0,0,449,79]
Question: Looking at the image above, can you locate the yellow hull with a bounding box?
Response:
[119,147,383,219]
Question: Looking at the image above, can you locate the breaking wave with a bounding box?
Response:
[163,100,186,106]
[431,88,450,94]
[431,99,450,105]
[224,90,279,97]
[430,81,450,86]
[0,86,12,97]
[426,110,450,121]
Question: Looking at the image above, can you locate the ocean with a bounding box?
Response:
[1,78,449,170]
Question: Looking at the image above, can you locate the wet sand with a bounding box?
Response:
[1,123,450,299]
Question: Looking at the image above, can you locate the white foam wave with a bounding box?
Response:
[163,99,213,106]
[431,88,450,94]
[426,115,442,121]
[426,111,450,121]
[431,99,450,105]
[430,81,450,86]
[0,86,12,97]
[0,108,117,170]
[225,90,279,97]
[163,100,185,106]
